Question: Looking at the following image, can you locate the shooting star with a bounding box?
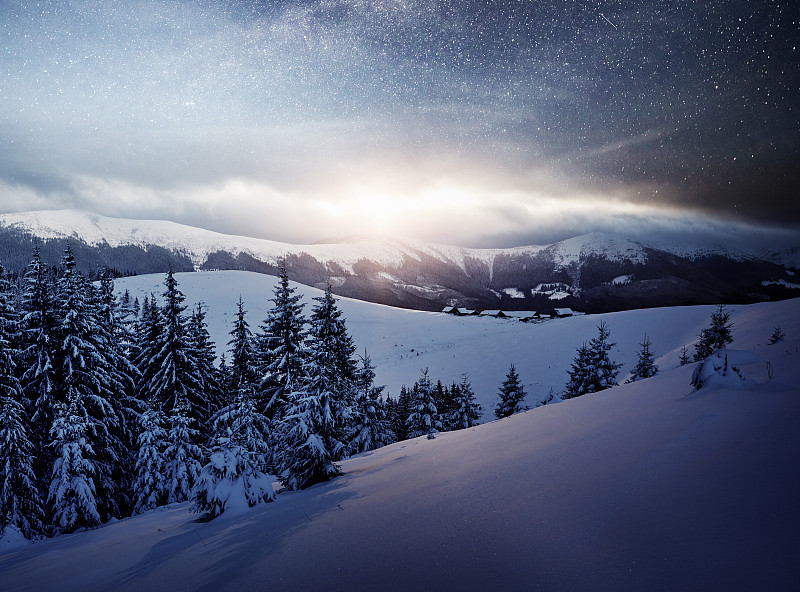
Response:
[600,13,618,30]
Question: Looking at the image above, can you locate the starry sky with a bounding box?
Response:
[1,0,798,247]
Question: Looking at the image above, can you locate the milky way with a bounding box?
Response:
[1,1,797,246]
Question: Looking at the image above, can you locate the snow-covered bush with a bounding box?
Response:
[192,436,274,518]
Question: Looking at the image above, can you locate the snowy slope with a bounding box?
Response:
[112,271,800,415]
[1,290,798,591]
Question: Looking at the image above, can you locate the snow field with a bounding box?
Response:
[114,271,800,416]
[2,332,798,590]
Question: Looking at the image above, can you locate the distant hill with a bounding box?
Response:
[1,209,798,313]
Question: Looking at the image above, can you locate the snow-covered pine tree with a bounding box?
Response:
[389,386,413,442]
[310,285,357,386]
[48,397,100,533]
[349,350,394,454]
[255,260,307,421]
[0,267,43,538]
[449,373,482,429]
[92,270,139,516]
[767,326,786,345]
[564,322,622,398]
[53,247,129,522]
[694,304,734,361]
[407,368,442,439]
[626,334,659,383]
[494,364,527,419]
[132,405,167,514]
[187,302,223,430]
[275,299,353,489]
[163,397,202,504]
[19,246,59,480]
[139,271,207,441]
[228,297,258,391]
[133,294,162,402]
[563,342,592,399]
[586,321,622,392]
[192,384,274,518]
[192,301,274,516]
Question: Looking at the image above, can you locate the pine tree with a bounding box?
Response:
[309,285,357,385]
[587,321,622,391]
[275,308,353,489]
[626,334,659,383]
[19,247,59,480]
[767,326,786,345]
[449,373,482,429]
[255,260,307,420]
[139,271,207,440]
[193,385,273,517]
[678,345,691,366]
[564,322,622,398]
[494,364,527,419]
[694,304,734,361]
[407,369,442,439]
[163,397,202,504]
[187,302,223,429]
[132,405,167,514]
[0,267,43,538]
[48,398,100,533]
[390,387,413,442]
[564,342,592,399]
[228,297,258,390]
[349,350,393,453]
[53,247,129,521]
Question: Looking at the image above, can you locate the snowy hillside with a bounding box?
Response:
[112,271,800,414]
[1,277,798,590]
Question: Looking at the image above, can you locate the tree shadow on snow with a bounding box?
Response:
[108,478,359,591]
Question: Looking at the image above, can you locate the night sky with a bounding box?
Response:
[1,1,798,247]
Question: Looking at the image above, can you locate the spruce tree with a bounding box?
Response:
[564,322,622,398]
[587,321,622,392]
[626,334,659,383]
[275,305,353,489]
[163,397,202,504]
[52,247,129,521]
[140,271,206,440]
[49,398,101,533]
[564,342,592,399]
[255,260,307,420]
[391,387,413,442]
[187,302,223,428]
[694,304,734,361]
[449,373,482,429]
[349,350,393,453]
[767,326,786,345]
[132,405,167,514]
[494,364,527,419]
[19,247,59,480]
[678,345,691,366]
[0,267,43,538]
[193,384,273,517]
[407,369,442,439]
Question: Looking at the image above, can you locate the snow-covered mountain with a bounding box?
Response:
[2,272,798,591]
[1,209,797,313]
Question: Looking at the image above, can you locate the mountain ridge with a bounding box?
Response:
[0,209,798,313]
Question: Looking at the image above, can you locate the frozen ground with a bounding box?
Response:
[1,272,798,591]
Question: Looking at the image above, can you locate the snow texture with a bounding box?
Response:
[0,308,798,590]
